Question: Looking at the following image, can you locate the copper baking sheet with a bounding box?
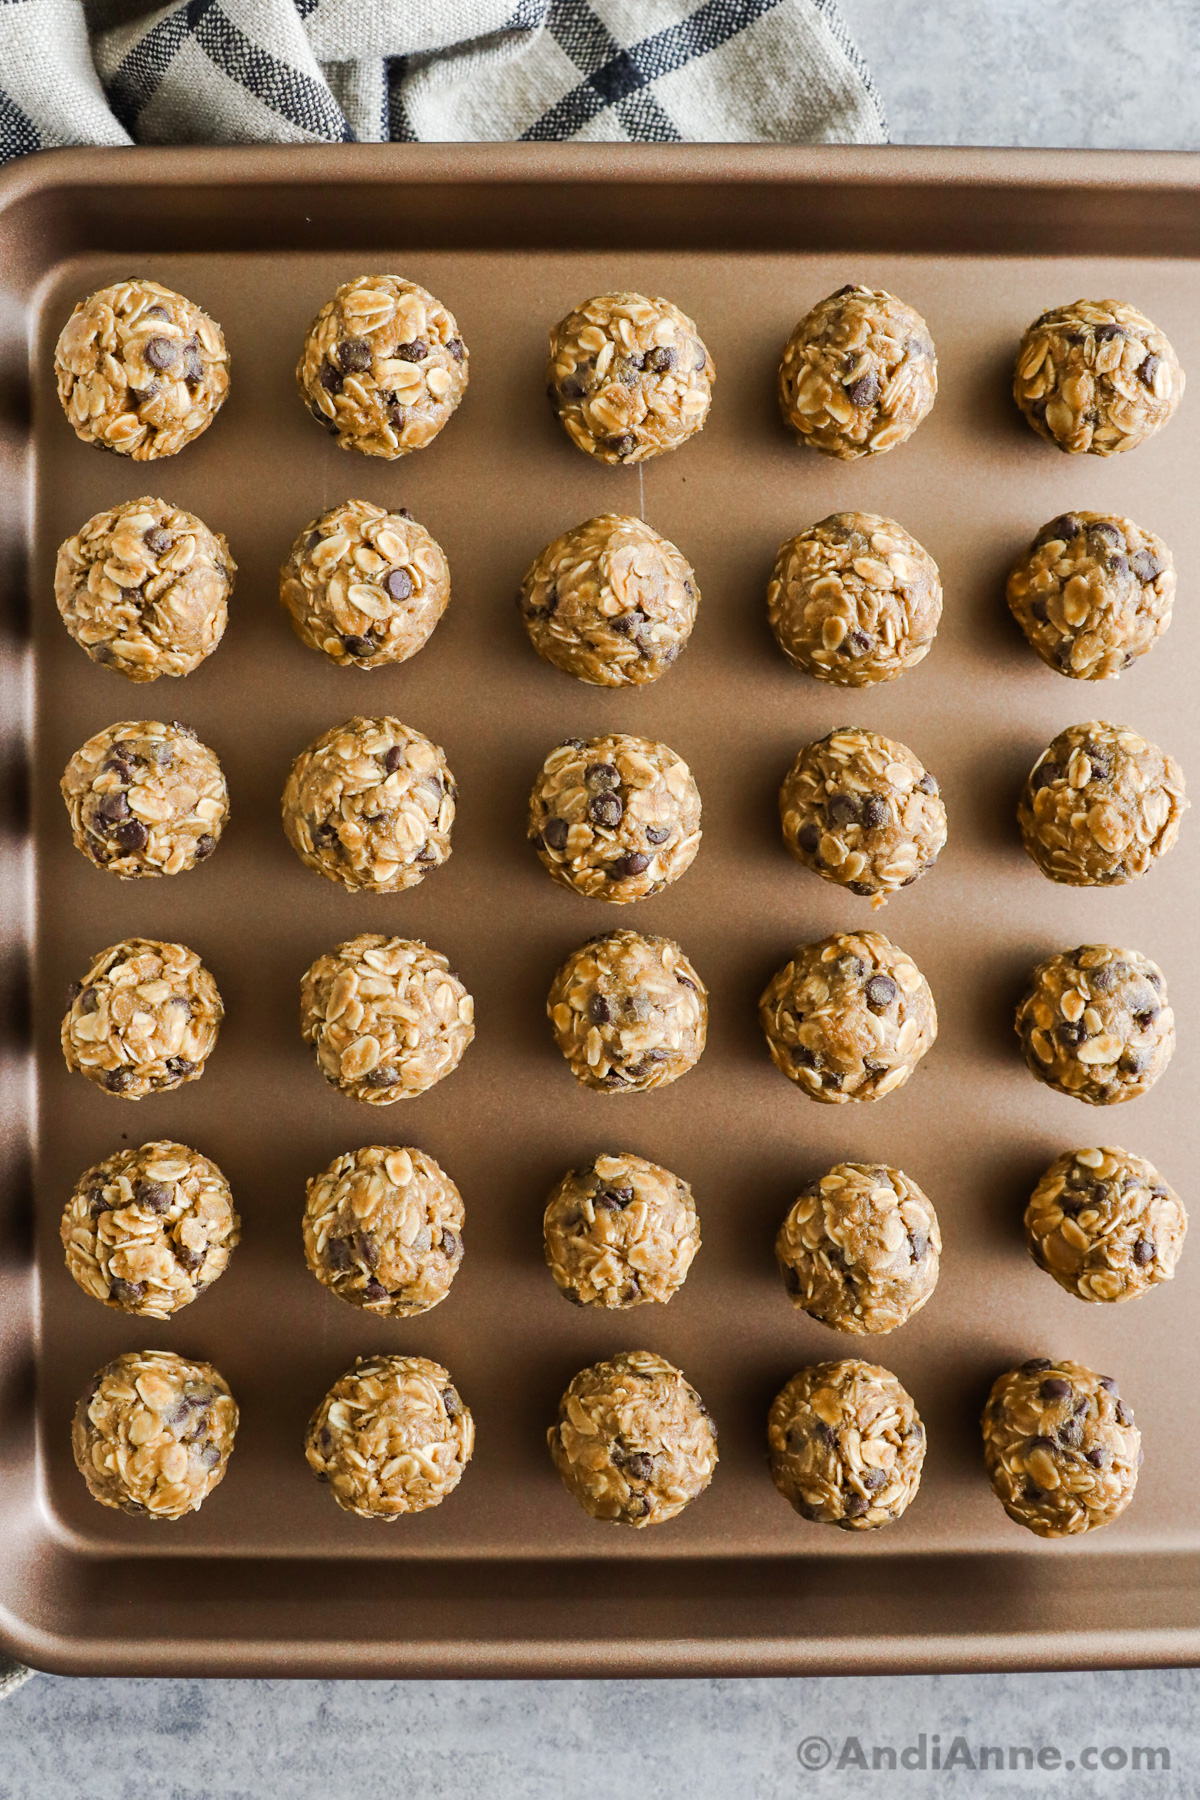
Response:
[2,143,1200,1676]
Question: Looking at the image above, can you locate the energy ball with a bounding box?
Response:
[547,931,707,1093]
[776,1162,940,1334]
[1013,299,1183,455]
[55,278,229,459]
[767,1360,925,1529]
[55,496,234,681]
[779,727,946,903]
[518,514,698,688]
[303,1145,464,1317]
[306,1355,473,1519]
[1006,511,1175,680]
[760,931,937,1104]
[282,716,455,893]
[546,292,713,463]
[62,938,223,1099]
[1025,1147,1186,1304]
[61,1141,239,1318]
[778,285,937,459]
[301,934,474,1104]
[548,1351,717,1526]
[73,1350,238,1518]
[1015,944,1173,1105]
[543,1152,700,1308]
[297,275,467,457]
[1018,722,1186,887]
[280,500,450,668]
[528,733,701,903]
[768,513,941,687]
[982,1358,1140,1537]
[61,719,228,877]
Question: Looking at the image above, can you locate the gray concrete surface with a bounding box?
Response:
[5,3,1200,1795]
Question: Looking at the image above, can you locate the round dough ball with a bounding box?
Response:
[55,497,234,682]
[776,1163,940,1334]
[1018,722,1186,887]
[779,727,945,902]
[303,1145,464,1317]
[73,1350,237,1518]
[543,1152,700,1308]
[301,934,474,1104]
[546,292,713,463]
[282,716,455,893]
[297,275,467,457]
[778,285,937,459]
[548,1351,717,1526]
[1006,511,1175,680]
[62,938,223,1099]
[280,500,450,667]
[1025,1147,1186,1303]
[518,514,698,688]
[982,1358,1140,1537]
[767,1360,925,1529]
[1015,944,1174,1105]
[547,931,707,1093]
[61,1141,239,1317]
[768,513,941,687]
[528,734,701,903]
[760,931,936,1104]
[61,720,228,877]
[55,279,229,459]
[1013,298,1183,455]
[306,1354,473,1518]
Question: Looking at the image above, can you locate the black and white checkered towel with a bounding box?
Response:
[0,0,886,162]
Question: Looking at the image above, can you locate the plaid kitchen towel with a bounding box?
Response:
[0,0,887,162]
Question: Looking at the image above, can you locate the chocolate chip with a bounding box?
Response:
[589,791,623,829]
[182,342,203,384]
[1031,760,1059,792]
[1058,1415,1084,1449]
[861,795,890,830]
[143,525,172,555]
[446,338,464,362]
[336,337,372,373]
[826,793,859,827]
[845,630,872,656]
[1119,1048,1149,1076]
[145,336,177,370]
[694,343,709,369]
[165,1057,195,1079]
[143,305,169,321]
[1028,1434,1057,1453]
[607,433,636,458]
[1117,1400,1134,1426]
[319,362,343,394]
[1039,1377,1071,1400]
[1131,549,1164,582]
[103,1068,133,1095]
[386,402,404,427]
[341,634,374,657]
[1133,1238,1155,1266]
[384,567,412,602]
[135,1181,171,1213]
[909,1231,927,1263]
[542,817,569,852]
[97,791,129,824]
[588,993,611,1025]
[1022,1357,1053,1373]
[844,370,880,408]
[645,345,675,373]
[1056,1020,1087,1047]
[359,1279,386,1303]
[1100,1375,1119,1394]
[1137,353,1161,389]
[918,771,939,795]
[645,824,671,845]
[1085,1447,1109,1468]
[616,1450,655,1482]
[558,376,585,400]
[843,1492,869,1518]
[109,1277,144,1306]
[440,1229,459,1258]
[78,986,98,1014]
[114,820,148,853]
[1036,513,1082,546]
[1030,598,1050,623]
[791,1044,816,1067]
[384,745,405,774]
[442,1386,461,1417]
[797,821,821,854]
[624,1494,652,1519]
[865,974,897,1011]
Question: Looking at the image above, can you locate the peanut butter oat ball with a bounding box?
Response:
[1006,512,1175,680]
[73,1350,238,1519]
[983,1358,1140,1537]
[1025,1147,1186,1304]
[61,720,228,878]
[546,292,713,464]
[61,1141,239,1318]
[776,1163,940,1335]
[518,514,698,688]
[778,286,937,460]
[529,734,701,903]
[768,513,941,687]
[303,1145,464,1317]
[543,1152,700,1308]
[282,717,455,894]
[549,1351,717,1527]
[1013,299,1183,455]
[280,500,450,667]
[1015,944,1173,1105]
[55,497,234,681]
[547,931,707,1093]
[55,279,229,459]
[1019,722,1186,887]
[760,931,936,1105]
[301,934,474,1104]
[62,938,223,1099]
[306,1354,473,1519]
[768,1360,925,1529]
[298,275,467,457]
[780,728,945,903]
